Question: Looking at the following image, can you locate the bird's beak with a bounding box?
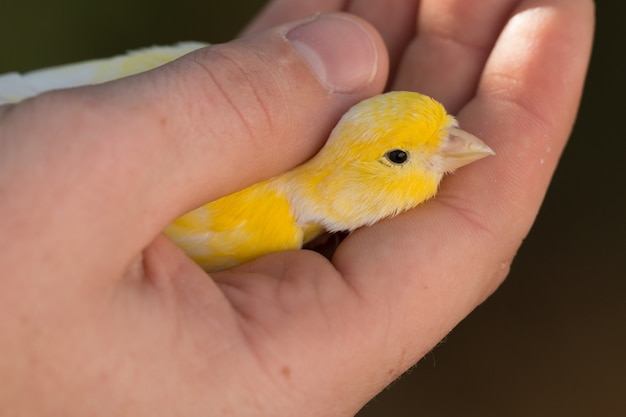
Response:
[439,127,495,172]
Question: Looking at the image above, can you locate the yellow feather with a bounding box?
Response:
[165,180,324,271]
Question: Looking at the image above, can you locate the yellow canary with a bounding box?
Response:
[166,92,494,270]
[0,45,494,271]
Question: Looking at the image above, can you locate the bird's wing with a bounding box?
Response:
[0,42,206,104]
[164,182,307,272]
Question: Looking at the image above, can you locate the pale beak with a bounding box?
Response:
[439,127,495,172]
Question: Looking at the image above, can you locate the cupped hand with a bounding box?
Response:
[0,1,594,416]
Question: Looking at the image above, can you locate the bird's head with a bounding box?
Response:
[285,91,494,232]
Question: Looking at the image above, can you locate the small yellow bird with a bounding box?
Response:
[0,45,494,271]
[165,91,494,270]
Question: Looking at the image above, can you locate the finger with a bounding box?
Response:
[393,0,518,113]
[243,0,420,83]
[345,0,420,79]
[242,0,345,35]
[334,0,594,386]
[0,13,388,281]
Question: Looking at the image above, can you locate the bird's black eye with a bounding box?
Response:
[385,149,409,164]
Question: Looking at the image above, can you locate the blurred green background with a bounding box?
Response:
[1,1,623,416]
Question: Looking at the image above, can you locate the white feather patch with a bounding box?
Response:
[0,41,207,104]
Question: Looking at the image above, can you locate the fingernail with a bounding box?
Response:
[285,14,378,93]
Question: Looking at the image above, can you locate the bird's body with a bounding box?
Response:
[0,44,494,271]
[166,179,324,270]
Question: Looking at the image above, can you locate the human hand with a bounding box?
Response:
[0,1,593,416]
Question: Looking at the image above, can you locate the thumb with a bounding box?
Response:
[0,13,388,277]
[110,12,388,214]
[150,13,388,207]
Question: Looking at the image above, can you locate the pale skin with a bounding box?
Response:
[0,0,593,416]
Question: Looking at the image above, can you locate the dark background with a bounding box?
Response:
[1,1,623,416]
